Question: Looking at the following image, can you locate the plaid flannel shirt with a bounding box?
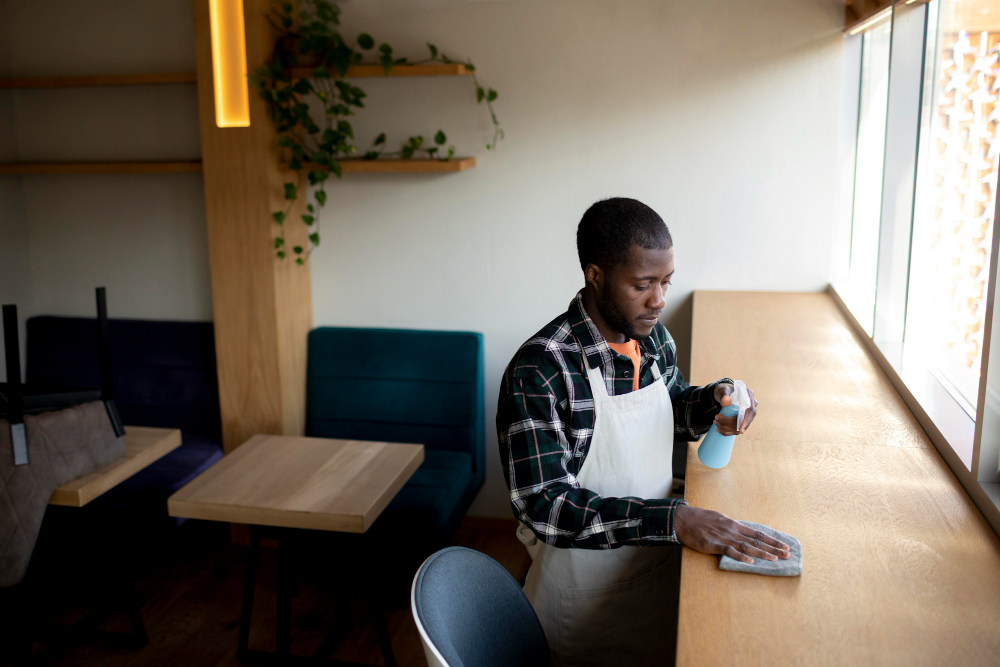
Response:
[497,290,732,550]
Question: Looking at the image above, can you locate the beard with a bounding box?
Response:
[596,283,650,340]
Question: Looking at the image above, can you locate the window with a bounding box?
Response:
[845,20,893,336]
[906,1,1000,412]
[835,0,1000,523]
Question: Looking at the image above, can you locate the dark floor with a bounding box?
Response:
[3,516,530,667]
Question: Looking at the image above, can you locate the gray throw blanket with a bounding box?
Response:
[0,401,125,586]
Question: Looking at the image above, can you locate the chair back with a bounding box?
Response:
[306,327,484,482]
[411,547,549,667]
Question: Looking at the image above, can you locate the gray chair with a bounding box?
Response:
[411,546,549,667]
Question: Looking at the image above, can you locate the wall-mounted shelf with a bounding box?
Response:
[304,157,476,173]
[0,73,197,89]
[0,161,203,175]
[0,63,470,90]
[289,63,472,79]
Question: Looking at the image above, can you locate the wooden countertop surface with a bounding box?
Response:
[49,426,182,507]
[677,291,1000,666]
[167,434,424,533]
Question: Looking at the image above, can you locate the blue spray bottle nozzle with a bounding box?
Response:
[697,403,740,469]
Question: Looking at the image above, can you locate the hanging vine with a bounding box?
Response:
[252,0,504,264]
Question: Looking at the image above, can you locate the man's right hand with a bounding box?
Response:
[673,505,790,563]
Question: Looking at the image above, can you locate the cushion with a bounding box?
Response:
[1,401,124,586]
[306,327,485,483]
[381,450,474,541]
[26,317,221,439]
[96,432,223,527]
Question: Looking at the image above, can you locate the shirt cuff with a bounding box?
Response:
[639,499,688,544]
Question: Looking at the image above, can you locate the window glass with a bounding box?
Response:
[847,21,893,336]
[906,0,1000,410]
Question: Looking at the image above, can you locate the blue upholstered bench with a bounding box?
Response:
[25,316,224,527]
[306,327,485,546]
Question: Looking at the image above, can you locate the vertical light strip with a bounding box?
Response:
[209,0,250,128]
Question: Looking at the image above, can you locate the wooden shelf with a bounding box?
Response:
[0,160,203,175]
[0,63,470,89]
[0,72,197,89]
[303,157,476,173]
[289,63,471,79]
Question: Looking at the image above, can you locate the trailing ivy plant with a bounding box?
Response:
[252,0,504,264]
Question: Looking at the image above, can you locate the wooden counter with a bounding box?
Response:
[677,291,1000,666]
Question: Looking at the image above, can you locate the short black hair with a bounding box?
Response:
[576,197,673,271]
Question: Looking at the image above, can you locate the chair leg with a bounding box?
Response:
[237,530,261,659]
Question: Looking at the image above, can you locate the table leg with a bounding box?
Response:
[275,531,293,656]
[120,571,148,648]
[237,529,262,659]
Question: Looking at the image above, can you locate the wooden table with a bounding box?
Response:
[49,426,182,506]
[677,291,1000,666]
[167,434,424,665]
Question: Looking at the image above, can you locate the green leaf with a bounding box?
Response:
[284,183,297,200]
[434,130,447,145]
[289,157,302,170]
[302,214,315,225]
[293,246,304,254]
[363,150,378,160]
[427,43,438,59]
[272,211,286,224]
[277,250,286,259]
[330,159,342,178]
[312,65,330,79]
[281,2,292,14]
[315,190,327,206]
[426,147,438,156]
[296,257,304,265]
[309,233,321,246]
[281,15,292,28]
[465,62,475,72]
[278,135,292,147]
[487,88,498,102]
[274,237,285,248]
[307,204,314,213]
[477,87,485,103]
[379,43,393,55]
[357,33,375,49]
[293,79,312,94]
[373,132,386,146]
[380,54,394,75]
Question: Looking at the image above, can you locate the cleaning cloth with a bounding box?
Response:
[719,521,802,577]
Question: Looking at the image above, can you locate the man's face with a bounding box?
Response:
[595,245,675,340]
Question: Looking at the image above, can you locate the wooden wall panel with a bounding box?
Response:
[193,0,312,452]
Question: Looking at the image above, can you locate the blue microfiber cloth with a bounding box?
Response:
[719,521,802,577]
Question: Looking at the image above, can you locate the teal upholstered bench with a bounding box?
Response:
[306,327,485,548]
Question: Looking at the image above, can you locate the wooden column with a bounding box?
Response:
[193,0,312,453]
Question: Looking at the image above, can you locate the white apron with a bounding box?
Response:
[517,352,681,667]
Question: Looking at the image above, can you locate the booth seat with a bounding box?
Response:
[25,316,224,527]
[306,327,485,548]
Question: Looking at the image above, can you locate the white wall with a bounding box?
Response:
[1,0,846,516]
[315,0,846,515]
[0,0,210,383]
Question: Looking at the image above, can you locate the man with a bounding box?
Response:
[497,198,790,667]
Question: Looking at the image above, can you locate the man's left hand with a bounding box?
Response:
[712,382,757,435]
